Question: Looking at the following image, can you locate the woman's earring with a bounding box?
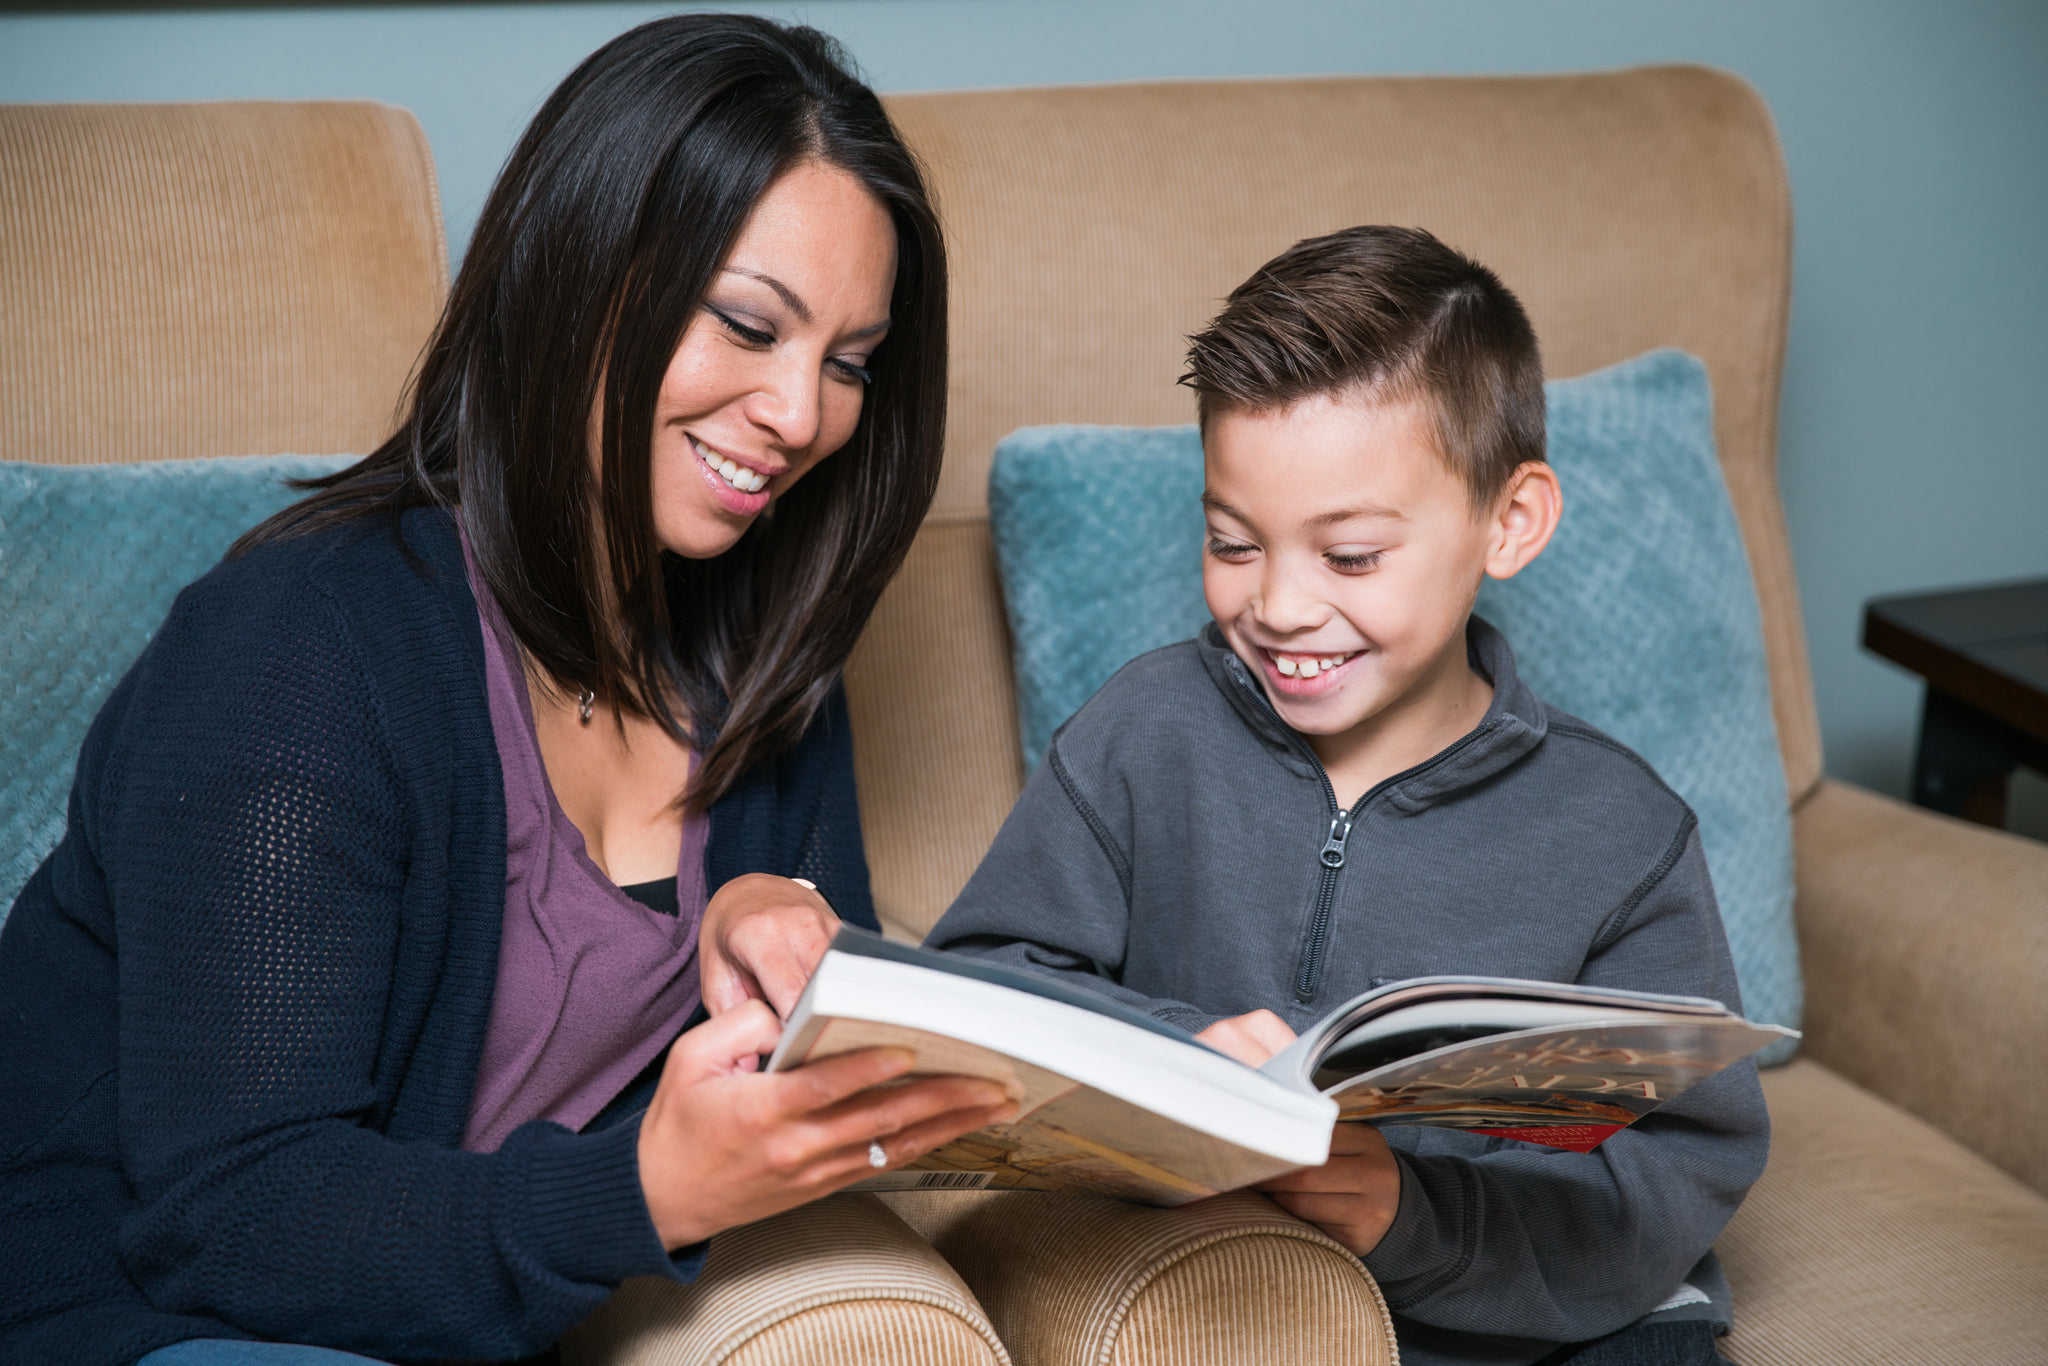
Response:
[577,688,595,726]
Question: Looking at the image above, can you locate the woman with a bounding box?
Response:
[0,16,1010,1364]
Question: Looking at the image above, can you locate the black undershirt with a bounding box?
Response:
[618,877,678,917]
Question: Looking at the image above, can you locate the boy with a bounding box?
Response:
[925,226,1767,1366]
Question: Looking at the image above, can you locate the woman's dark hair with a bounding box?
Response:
[237,15,946,811]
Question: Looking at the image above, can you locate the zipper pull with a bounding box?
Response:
[1319,812,1353,868]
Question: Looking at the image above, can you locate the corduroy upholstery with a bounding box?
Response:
[1718,1062,2048,1364]
[842,519,1024,943]
[1789,779,2048,1191]
[0,101,446,467]
[884,1190,1398,1366]
[561,1195,1010,1366]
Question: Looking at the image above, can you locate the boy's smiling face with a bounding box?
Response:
[1202,389,1557,798]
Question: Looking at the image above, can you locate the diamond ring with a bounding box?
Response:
[867,1141,888,1169]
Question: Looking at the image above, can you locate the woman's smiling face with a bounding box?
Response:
[643,158,897,560]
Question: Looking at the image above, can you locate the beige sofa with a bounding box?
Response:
[6,68,2046,1366]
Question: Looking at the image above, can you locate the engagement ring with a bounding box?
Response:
[867,1141,888,1169]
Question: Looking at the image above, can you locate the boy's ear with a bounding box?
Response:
[1482,461,1562,582]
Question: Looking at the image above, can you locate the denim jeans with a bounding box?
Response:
[136,1342,386,1366]
[1534,1320,1728,1365]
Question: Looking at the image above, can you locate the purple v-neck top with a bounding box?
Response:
[458,531,708,1154]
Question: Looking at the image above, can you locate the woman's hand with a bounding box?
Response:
[637,1000,1016,1250]
[1256,1124,1403,1256]
[1195,1009,1297,1067]
[700,872,840,1019]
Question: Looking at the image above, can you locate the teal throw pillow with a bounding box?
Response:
[987,350,1799,1059]
[1,454,356,920]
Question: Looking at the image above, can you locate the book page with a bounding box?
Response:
[1266,975,1731,1090]
[802,1017,1081,1118]
[1330,1019,1783,1147]
[855,1085,1306,1206]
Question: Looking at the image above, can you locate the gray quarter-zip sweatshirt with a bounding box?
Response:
[927,617,1769,1366]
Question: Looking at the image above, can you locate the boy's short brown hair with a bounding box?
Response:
[1182,225,1545,509]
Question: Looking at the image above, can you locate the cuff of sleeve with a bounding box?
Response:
[1361,1145,1469,1305]
[1148,1003,1221,1034]
[509,1113,707,1287]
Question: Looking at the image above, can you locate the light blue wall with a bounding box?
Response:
[5,1,2045,813]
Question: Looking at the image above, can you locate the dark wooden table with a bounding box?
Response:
[1863,576,2048,827]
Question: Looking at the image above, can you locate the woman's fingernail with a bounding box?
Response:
[877,1048,915,1076]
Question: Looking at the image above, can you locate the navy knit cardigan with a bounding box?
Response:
[0,508,879,1365]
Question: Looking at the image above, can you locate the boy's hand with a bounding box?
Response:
[1194,1009,1297,1067]
[1257,1124,1402,1256]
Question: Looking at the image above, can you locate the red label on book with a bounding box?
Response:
[1485,1124,1624,1153]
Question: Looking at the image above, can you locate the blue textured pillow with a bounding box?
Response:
[0,455,356,919]
[988,350,1799,1057]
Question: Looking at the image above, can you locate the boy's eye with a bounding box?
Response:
[707,304,774,347]
[1206,536,1257,562]
[1325,549,1383,573]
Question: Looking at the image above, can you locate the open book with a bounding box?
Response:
[767,928,1793,1206]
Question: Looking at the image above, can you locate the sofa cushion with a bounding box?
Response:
[988,350,1799,1051]
[1791,779,2048,1193]
[845,520,1028,944]
[0,454,354,918]
[1,102,445,469]
[1718,1060,2048,1365]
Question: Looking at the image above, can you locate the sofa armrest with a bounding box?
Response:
[1792,778,2048,1193]
[881,1189,1397,1366]
[560,1193,1009,1366]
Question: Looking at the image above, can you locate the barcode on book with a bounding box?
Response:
[852,1170,996,1192]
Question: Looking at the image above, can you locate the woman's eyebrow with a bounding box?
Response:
[720,267,890,339]
[723,267,812,323]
